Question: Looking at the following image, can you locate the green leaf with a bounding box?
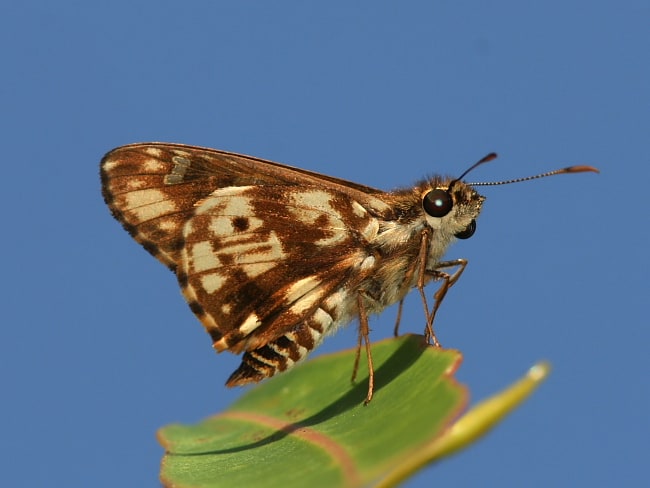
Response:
[158,334,549,487]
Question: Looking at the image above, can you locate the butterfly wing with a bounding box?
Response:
[181,183,382,352]
[101,143,393,269]
[101,143,389,353]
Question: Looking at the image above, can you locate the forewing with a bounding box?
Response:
[179,184,381,353]
[101,142,393,270]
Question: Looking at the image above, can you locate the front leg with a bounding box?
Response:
[421,259,468,346]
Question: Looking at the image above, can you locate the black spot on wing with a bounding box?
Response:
[232,216,250,232]
[188,300,205,316]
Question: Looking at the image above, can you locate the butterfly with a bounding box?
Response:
[101,143,597,403]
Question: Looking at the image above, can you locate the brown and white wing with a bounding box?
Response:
[180,183,381,353]
[100,142,393,271]
[101,142,387,353]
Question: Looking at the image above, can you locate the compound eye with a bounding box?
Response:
[455,219,476,240]
[422,189,453,218]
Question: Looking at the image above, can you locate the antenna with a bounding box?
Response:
[469,164,599,186]
[448,152,497,189]
[450,153,599,187]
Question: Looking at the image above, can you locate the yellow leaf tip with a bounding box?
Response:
[528,361,551,382]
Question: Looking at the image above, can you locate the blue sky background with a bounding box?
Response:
[2,1,647,487]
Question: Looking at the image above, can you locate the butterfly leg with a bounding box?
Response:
[423,259,468,346]
[414,229,435,339]
[351,322,363,384]
[351,293,375,405]
[394,229,431,337]
[392,299,405,337]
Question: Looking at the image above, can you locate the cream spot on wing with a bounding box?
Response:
[289,207,346,246]
[123,188,166,208]
[225,238,277,260]
[288,189,367,247]
[285,276,319,303]
[156,219,178,232]
[189,241,220,272]
[240,262,275,278]
[102,159,118,171]
[182,284,218,329]
[208,216,235,237]
[288,293,323,316]
[291,189,335,209]
[352,201,367,218]
[207,216,236,235]
[144,147,163,157]
[316,223,346,247]
[221,303,232,314]
[283,278,330,317]
[143,158,165,172]
[123,189,176,222]
[217,230,286,264]
[127,178,151,191]
[360,218,379,241]
[289,189,340,222]
[183,219,196,235]
[196,189,254,216]
[242,216,265,232]
[200,272,227,294]
[220,196,254,217]
[182,218,285,294]
[291,208,317,225]
[240,313,262,335]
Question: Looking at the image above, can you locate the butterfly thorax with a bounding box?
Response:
[358,178,484,315]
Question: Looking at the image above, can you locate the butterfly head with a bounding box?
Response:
[419,152,599,241]
[421,181,485,240]
[418,153,498,240]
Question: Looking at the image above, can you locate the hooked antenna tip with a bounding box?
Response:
[563,165,600,174]
[481,152,498,163]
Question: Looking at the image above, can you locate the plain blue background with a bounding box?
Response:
[2,1,647,487]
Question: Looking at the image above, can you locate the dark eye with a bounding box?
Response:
[455,219,476,240]
[422,189,453,217]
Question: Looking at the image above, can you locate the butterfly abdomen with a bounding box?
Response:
[225,302,341,385]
